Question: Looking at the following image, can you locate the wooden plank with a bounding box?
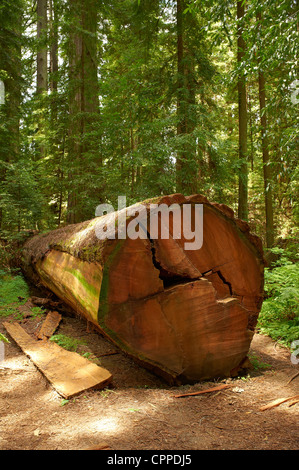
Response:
[36,311,62,340]
[173,383,232,398]
[4,322,112,399]
[286,371,299,385]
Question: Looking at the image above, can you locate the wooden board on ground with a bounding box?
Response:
[4,322,112,399]
[36,310,62,340]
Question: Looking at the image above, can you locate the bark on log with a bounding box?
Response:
[22,194,265,384]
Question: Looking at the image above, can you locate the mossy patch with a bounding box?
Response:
[97,239,125,324]
[64,267,99,298]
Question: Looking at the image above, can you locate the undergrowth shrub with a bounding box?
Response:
[0,231,37,270]
[49,334,87,352]
[0,270,30,316]
[257,247,299,347]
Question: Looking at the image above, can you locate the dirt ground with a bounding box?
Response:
[0,305,298,451]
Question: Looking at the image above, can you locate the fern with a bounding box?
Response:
[257,252,299,347]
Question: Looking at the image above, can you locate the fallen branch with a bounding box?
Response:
[288,398,299,407]
[30,296,60,309]
[286,371,299,386]
[259,395,299,411]
[98,351,120,358]
[173,383,232,398]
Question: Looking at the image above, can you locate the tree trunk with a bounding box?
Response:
[37,0,48,94]
[36,0,48,162]
[67,0,83,224]
[23,194,265,384]
[49,0,64,226]
[176,0,184,192]
[257,11,274,249]
[0,6,22,229]
[258,70,274,248]
[247,85,254,171]
[49,0,58,95]
[176,0,197,194]
[237,0,248,221]
[67,0,99,224]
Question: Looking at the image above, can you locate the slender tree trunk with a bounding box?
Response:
[67,5,82,224]
[67,0,99,224]
[36,0,48,163]
[37,0,48,94]
[0,7,22,229]
[176,0,185,192]
[0,81,20,229]
[257,11,274,248]
[248,85,254,171]
[49,0,63,226]
[237,0,248,221]
[176,0,197,194]
[67,0,82,224]
[49,0,58,95]
[258,71,274,247]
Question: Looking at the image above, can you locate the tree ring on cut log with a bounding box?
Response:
[22,194,265,384]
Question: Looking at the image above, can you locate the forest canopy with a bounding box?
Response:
[0,0,298,256]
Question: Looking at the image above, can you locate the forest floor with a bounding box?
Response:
[0,300,298,451]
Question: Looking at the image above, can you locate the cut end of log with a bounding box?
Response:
[22,194,265,384]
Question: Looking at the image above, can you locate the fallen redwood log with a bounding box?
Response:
[22,194,265,384]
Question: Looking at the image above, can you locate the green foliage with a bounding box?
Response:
[0,332,9,343]
[0,241,12,270]
[49,334,87,352]
[81,352,92,359]
[30,306,44,319]
[257,248,299,347]
[0,271,30,315]
[0,159,51,233]
[60,399,70,406]
[100,388,116,398]
[248,353,271,371]
[0,0,297,264]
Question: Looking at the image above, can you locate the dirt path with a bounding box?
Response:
[0,310,298,450]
